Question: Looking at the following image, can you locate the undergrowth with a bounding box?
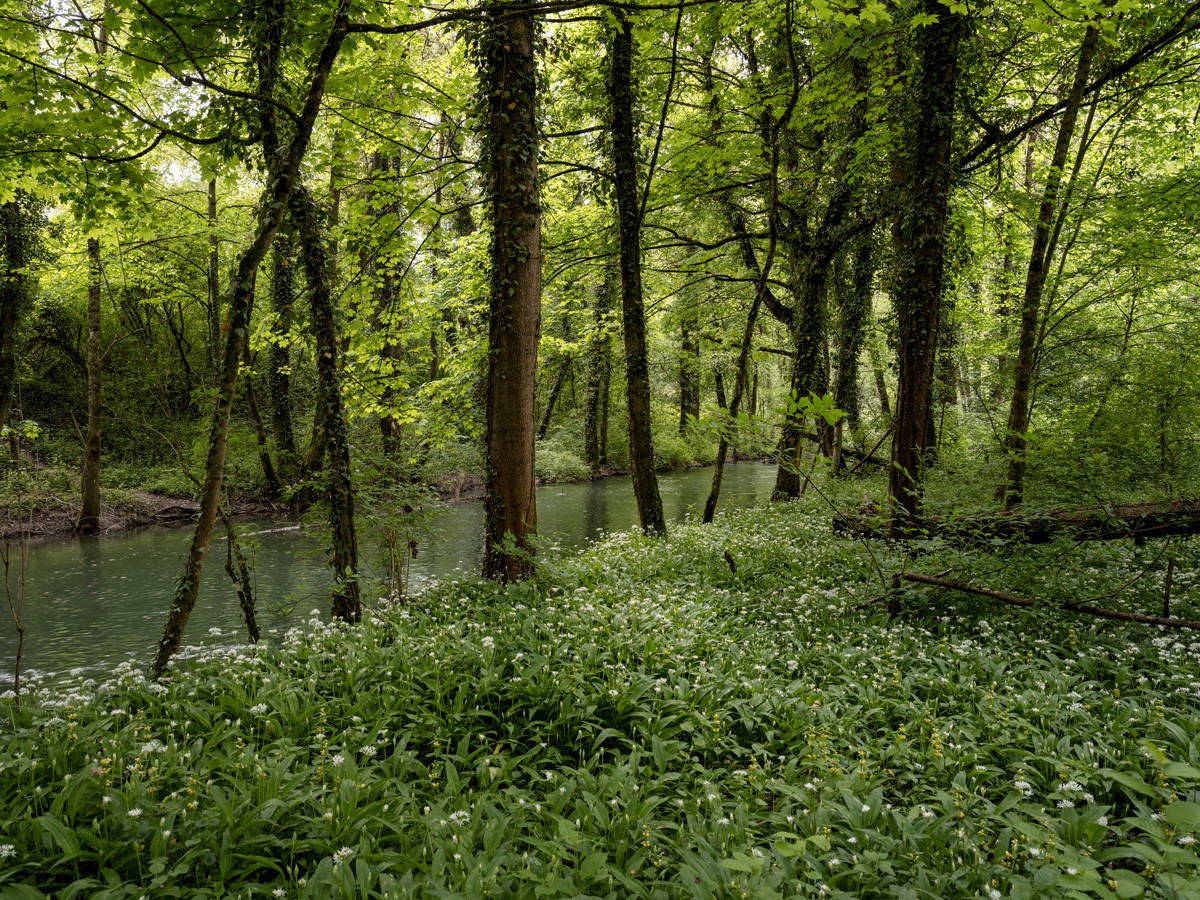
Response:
[1,500,1199,898]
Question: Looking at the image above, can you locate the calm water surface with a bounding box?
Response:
[1,463,777,684]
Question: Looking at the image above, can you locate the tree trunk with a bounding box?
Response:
[480,2,541,581]
[269,228,297,473]
[153,0,350,679]
[869,338,891,421]
[290,185,360,623]
[1002,25,1100,511]
[834,235,875,432]
[772,257,829,501]
[583,263,615,475]
[538,360,569,441]
[609,10,665,535]
[207,178,221,380]
[0,197,31,450]
[679,321,700,433]
[887,1,966,535]
[76,237,103,534]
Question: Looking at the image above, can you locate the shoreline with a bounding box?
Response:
[1,457,771,542]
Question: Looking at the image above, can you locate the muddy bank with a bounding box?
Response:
[0,490,275,542]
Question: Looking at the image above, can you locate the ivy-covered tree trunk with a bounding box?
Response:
[888,1,967,534]
[76,236,103,534]
[207,178,221,380]
[480,2,541,580]
[834,236,874,434]
[609,10,664,535]
[269,228,297,474]
[1002,24,1100,511]
[0,197,31,451]
[772,256,829,501]
[290,185,359,622]
[153,0,350,679]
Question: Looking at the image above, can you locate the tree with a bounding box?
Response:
[608,9,665,534]
[888,0,968,534]
[478,1,542,581]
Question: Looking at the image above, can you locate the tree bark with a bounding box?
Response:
[269,228,297,472]
[480,2,541,580]
[290,185,360,622]
[583,262,615,475]
[887,1,967,535]
[609,10,665,535]
[1002,25,1100,511]
[679,320,700,433]
[76,237,103,534]
[0,197,31,450]
[207,178,221,380]
[153,0,351,678]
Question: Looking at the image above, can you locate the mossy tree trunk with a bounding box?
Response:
[887,1,967,535]
[608,9,664,534]
[479,1,541,581]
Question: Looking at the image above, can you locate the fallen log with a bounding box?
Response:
[834,499,1200,543]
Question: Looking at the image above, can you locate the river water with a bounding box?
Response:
[0,463,778,684]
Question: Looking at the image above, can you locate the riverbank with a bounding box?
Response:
[2,497,1199,896]
[1,456,758,541]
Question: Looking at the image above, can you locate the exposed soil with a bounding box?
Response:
[0,490,276,542]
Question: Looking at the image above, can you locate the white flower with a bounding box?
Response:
[450,810,470,825]
[717,817,730,825]
[1066,867,1078,875]
[1097,816,1108,827]
[1057,799,1075,809]
[331,754,345,766]
[987,889,1002,900]
[250,703,268,715]
[333,846,354,865]
[1179,835,1197,846]
[0,844,14,859]
[861,804,870,813]
[273,890,286,898]
[361,745,377,758]
[127,808,142,818]
[828,856,841,868]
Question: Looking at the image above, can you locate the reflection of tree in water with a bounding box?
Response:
[581,482,609,545]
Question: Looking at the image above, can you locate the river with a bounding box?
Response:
[0,462,778,685]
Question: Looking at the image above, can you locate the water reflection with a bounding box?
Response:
[0,462,777,682]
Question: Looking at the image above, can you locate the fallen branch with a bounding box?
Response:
[901,572,1035,606]
[1063,603,1200,630]
[897,571,1200,630]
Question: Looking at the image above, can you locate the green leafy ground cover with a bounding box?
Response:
[2,500,1200,898]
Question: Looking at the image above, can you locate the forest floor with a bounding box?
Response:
[2,492,1199,896]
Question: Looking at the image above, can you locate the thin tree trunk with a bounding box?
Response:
[609,10,664,534]
[242,332,280,501]
[583,263,615,475]
[887,1,966,535]
[1003,25,1101,510]
[538,360,569,441]
[207,178,221,380]
[481,2,541,581]
[0,197,30,450]
[290,185,359,622]
[869,338,891,421]
[269,229,297,473]
[153,0,350,678]
[76,237,103,534]
[679,321,700,433]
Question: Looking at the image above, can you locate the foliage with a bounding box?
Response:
[2,498,1200,896]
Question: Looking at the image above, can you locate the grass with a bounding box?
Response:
[1,497,1199,898]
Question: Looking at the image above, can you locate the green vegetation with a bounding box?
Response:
[3,497,1199,897]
